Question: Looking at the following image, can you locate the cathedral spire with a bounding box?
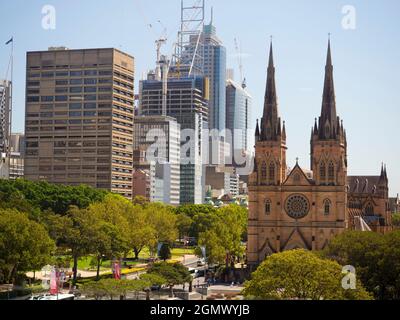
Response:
[255,119,260,140]
[319,38,338,139]
[261,40,280,141]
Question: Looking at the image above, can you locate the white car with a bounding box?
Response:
[29,294,75,301]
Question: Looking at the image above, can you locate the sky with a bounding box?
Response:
[0,0,399,195]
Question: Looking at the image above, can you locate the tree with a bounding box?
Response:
[197,205,247,267]
[44,206,100,285]
[392,213,400,228]
[174,205,218,239]
[0,179,107,216]
[144,203,178,256]
[125,204,156,260]
[148,262,191,297]
[140,273,167,300]
[322,231,385,298]
[82,279,148,300]
[176,213,193,240]
[0,209,55,284]
[87,195,131,278]
[243,249,372,300]
[376,231,400,299]
[159,243,172,261]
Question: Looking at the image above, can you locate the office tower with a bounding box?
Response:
[139,76,209,204]
[24,48,135,199]
[202,22,227,133]
[0,80,11,154]
[0,80,11,179]
[8,133,25,180]
[226,78,252,159]
[133,115,181,205]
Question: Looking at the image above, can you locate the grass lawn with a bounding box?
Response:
[59,247,196,272]
[137,247,195,260]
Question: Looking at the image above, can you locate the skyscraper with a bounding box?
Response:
[202,22,227,133]
[0,80,11,154]
[24,48,135,199]
[226,78,252,158]
[0,80,11,179]
[133,115,181,205]
[139,75,209,204]
[9,133,25,180]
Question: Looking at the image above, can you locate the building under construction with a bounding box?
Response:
[0,80,11,178]
[137,0,210,204]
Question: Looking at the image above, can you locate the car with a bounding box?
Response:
[150,285,161,291]
[29,294,75,301]
[197,259,205,267]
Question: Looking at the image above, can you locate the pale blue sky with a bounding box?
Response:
[1,0,399,195]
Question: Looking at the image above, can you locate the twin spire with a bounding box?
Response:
[256,38,343,143]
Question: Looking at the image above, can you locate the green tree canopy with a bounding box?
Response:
[0,209,55,284]
[243,249,372,300]
[322,231,386,299]
[148,262,191,297]
[197,205,247,266]
[0,179,108,217]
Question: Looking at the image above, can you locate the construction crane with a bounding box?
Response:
[234,37,246,89]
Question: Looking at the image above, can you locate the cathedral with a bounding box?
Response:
[247,40,393,269]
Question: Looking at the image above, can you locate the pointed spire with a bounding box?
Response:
[319,37,337,139]
[384,164,388,181]
[261,39,280,141]
[282,121,286,140]
[314,118,318,135]
[379,163,386,184]
[326,35,333,67]
[268,38,274,68]
[255,119,260,139]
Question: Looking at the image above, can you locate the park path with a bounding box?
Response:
[26,255,197,280]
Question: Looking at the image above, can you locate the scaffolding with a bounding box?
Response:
[170,0,205,78]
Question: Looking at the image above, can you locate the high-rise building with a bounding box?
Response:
[0,80,11,154]
[133,115,181,205]
[139,76,209,204]
[226,78,252,158]
[0,80,11,179]
[202,23,226,133]
[9,133,25,180]
[24,48,135,199]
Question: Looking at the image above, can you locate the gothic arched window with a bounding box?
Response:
[320,162,326,181]
[324,199,331,215]
[265,200,272,215]
[269,162,275,184]
[261,162,267,181]
[328,162,335,182]
[365,203,374,215]
[325,124,330,138]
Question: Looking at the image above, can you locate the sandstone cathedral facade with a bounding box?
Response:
[247,41,393,269]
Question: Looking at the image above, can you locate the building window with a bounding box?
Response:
[328,161,335,181]
[324,199,331,215]
[265,200,271,215]
[269,162,275,183]
[365,203,374,215]
[320,162,326,181]
[261,162,267,180]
